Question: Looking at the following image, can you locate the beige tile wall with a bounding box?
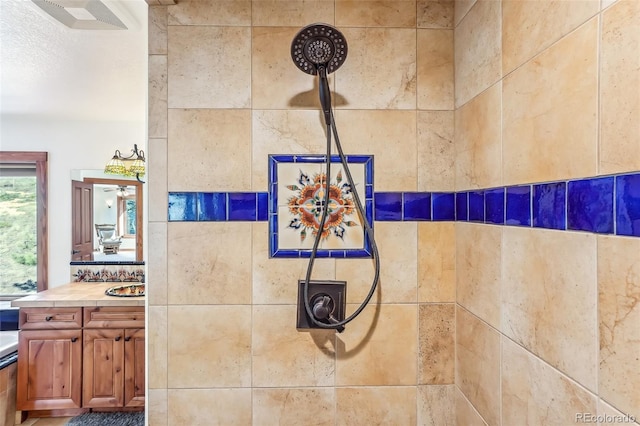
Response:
[148,0,456,424]
[147,0,639,424]
[454,1,640,425]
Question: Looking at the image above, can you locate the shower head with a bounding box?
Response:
[291,23,348,75]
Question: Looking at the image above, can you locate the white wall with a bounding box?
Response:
[1,117,146,286]
[0,0,148,288]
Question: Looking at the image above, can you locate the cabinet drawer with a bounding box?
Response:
[84,307,145,328]
[19,308,82,330]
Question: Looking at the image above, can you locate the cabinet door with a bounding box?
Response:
[124,328,145,407]
[82,329,124,408]
[17,329,82,410]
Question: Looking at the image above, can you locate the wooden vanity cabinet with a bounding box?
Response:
[82,307,145,408]
[16,306,144,412]
[16,308,83,410]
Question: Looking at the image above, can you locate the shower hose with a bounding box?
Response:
[302,106,381,331]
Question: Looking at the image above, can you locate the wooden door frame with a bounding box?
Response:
[83,177,143,262]
[0,151,48,292]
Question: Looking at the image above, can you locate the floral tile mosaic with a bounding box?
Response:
[269,155,374,258]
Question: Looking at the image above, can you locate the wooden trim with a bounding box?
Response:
[0,151,48,292]
[83,177,143,262]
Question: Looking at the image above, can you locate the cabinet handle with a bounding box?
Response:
[115,335,122,341]
[124,336,131,341]
[71,337,78,342]
[45,316,53,321]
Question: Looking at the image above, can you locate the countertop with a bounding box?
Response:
[10,282,145,308]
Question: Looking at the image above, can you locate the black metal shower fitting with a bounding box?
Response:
[296,280,346,333]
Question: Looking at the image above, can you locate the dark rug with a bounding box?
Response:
[66,411,144,426]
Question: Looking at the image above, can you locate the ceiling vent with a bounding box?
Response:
[32,0,128,30]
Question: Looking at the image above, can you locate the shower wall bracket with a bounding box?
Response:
[296,280,346,332]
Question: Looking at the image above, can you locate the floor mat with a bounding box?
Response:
[65,411,144,426]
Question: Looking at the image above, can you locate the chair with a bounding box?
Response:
[95,224,122,254]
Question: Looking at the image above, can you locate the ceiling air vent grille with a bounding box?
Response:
[32,0,128,30]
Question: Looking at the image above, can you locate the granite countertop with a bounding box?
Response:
[10,282,145,308]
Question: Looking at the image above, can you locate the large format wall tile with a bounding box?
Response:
[168,388,252,425]
[167,0,251,25]
[598,399,640,425]
[148,5,167,55]
[418,222,455,303]
[454,0,477,27]
[168,222,252,304]
[598,236,640,420]
[502,337,597,425]
[251,110,329,190]
[147,222,167,305]
[147,389,167,426]
[502,227,597,391]
[333,110,417,191]
[336,0,416,27]
[252,305,335,387]
[168,109,251,192]
[252,0,334,26]
[502,18,598,185]
[148,138,168,223]
[418,385,455,425]
[418,303,454,384]
[252,27,325,111]
[417,29,454,110]
[335,387,417,425]
[418,0,454,29]
[148,306,167,389]
[417,111,455,192]
[454,0,501,107]
[148,56,167,139]
[455,306,500,426]
[337,222,417,304]
[455,388,486,425]
[502,0,599,75]
[168,26,251,109]
[253,388,335,426]
[252,223,336,305]
[167,305,252,388]
[599,0,640,174]
[336,28,416,110]
[336,303,417,386]
[456,223,501,328]
[455,82,501,190]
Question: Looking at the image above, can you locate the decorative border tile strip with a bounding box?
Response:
[168,172,640,238]
[71,265,145,283]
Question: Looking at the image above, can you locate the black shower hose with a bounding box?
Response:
[302,108,380,331]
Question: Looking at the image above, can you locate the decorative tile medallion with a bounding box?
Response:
[268,155,374,258]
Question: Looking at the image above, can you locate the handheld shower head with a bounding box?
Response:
[291,23,348,125]
[291,23,348,75]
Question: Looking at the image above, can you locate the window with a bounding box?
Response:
[0,152,48,297]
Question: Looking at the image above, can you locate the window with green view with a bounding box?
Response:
[0,174,37,295]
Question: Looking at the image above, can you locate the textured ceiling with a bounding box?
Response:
[0,0,147,122]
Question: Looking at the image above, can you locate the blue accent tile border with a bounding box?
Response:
[169,171,640,239]
[169,192,268,222]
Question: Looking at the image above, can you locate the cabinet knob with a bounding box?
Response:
[71,337,78,342]
[115,335,122,341]
[124,336,131,342]
[45,316,53,321]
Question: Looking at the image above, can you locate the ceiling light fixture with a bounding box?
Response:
[104,144,145,183]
